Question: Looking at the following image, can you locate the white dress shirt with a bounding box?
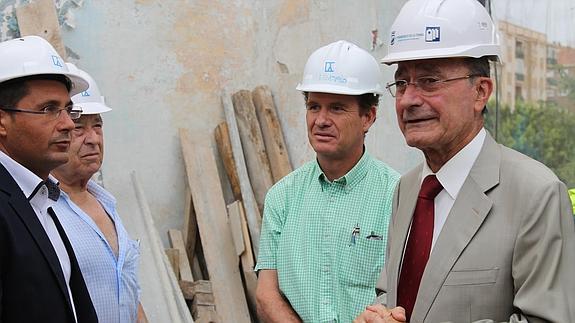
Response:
[421,128,486,250]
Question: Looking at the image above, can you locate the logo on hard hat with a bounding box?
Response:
[390,31,396,45]
[324,61,335,73]
[81,90,91,97]
[425,27,440,42]
[51,55,63,68]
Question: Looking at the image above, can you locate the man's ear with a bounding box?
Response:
[363,105,377,133]
[0,111,9,137]
[475,77,493,113]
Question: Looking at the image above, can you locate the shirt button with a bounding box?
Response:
[322,299,329,305]
[322,266,330,272]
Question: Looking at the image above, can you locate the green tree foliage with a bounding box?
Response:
[485,100,575,188]
[558,66,575,103]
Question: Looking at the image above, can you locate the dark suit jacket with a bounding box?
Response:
[0,163,98,323]
[378,133,575,322]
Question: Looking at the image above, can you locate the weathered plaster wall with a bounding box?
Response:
[1,0,421,319]
[53,0,418,239]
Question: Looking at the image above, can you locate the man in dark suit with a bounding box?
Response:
[0,36,98,323]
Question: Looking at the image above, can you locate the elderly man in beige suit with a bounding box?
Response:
[354,0,575,322]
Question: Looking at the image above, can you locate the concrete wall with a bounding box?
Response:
[1,0,421,317]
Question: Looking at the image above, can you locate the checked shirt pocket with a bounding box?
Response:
[339,236,385,287]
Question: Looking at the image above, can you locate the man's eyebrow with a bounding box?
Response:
[32,99,64,109]
[416,63,442,75]
[394,62,444,79]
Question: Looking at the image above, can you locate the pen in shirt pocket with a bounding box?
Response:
[366,231,383,240]
[349,224,360,246]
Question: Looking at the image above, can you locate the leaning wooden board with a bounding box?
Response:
[252,85,293,183]
[179,129,251,323]
[16,0,67,58]
[231,90,274,212]
[227,201,258,311]
[222,92,262,257]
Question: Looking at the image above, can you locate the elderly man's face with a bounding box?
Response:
[57,114,104,179]
[394,58,490,158]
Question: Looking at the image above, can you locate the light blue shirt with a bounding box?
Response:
[53,180,141,323]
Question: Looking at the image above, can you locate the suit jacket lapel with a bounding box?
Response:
[49,208,98,322]
[411,133,501,321]
[387,165,422,307]
[0,165,73,313]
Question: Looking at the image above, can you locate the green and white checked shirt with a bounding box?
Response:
[256,152,399,322]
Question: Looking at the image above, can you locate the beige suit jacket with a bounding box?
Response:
[377,133,575,322]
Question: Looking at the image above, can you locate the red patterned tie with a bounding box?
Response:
[397,175,443,320]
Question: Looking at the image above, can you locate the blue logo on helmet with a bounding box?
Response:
[425,27,440,42]
[324,61,335,73]
[390,31,396,45]
[51,55,63,67]
[81,90,90,97]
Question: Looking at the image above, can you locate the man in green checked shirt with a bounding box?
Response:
[255,40,400,323]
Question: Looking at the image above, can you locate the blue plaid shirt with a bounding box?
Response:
[53,180,141,323]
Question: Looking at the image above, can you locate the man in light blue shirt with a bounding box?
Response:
[52,64,147,323]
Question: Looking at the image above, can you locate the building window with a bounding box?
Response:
[516,40,525,59]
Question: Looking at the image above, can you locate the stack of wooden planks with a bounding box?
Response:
[167,85,292,322]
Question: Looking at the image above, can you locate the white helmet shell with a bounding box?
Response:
[0,36,88,95]
[381,0,501,65]
[67,63,112,114]
[296,40,384,95]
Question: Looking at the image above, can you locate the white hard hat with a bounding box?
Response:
[381,0,501,65]
[0,35,88,95]
[296,40,384,95]
[66,63,112,114]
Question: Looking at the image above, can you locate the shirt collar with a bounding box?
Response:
[422,128,486,200]
[0,149,45,198]
[315,150,372,192]
[87,179,116,207]
[0,150,61,210]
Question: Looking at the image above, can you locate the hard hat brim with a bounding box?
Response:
[296,83,383,96]
[76,101,112,115]
[381,45,501,65]
[0,71,89,96]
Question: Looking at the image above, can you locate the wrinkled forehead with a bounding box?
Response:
[75,113,103,124]
[395,58,467,78]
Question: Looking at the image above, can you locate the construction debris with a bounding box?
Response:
[167,86,291,322]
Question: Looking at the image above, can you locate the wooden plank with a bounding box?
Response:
[181,187,203,280]
[179,280,214,302]
[227,201,258,311]
[179,128,251,323]
[182,186,197,256]
[165,248,180,281]
[228,206,245,257]
[231,90,274,212]
[214,122,242,200]
[194,306,219,323]
[222,92,261,257]
[16,0,67,58]
[180,280,220,322]
[131,172,194,322]
[168,229,194,282]
[252,85,293,183]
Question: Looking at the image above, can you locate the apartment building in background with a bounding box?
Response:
[497,20,575,112]
[497,20,547,109]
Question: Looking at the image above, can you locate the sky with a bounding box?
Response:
[492,0,575,47]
